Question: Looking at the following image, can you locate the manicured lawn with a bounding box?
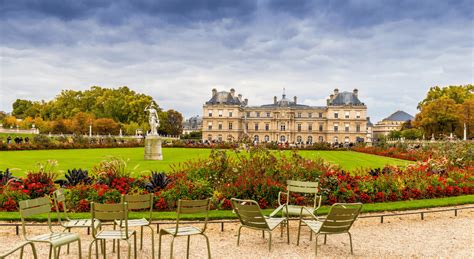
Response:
[1,195,472,221]
[0,147,410,176]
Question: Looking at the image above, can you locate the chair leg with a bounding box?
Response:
[103,240,107,259]
[158,233,163,259]
[268,231,272,252]
[237,226,242,246]
[117,240,121,259]
[310,229,313,241]
[146,225,155,259]
[202,233,211,259]
[78,239,82,259]
[170,237,175,259]
[29,243,37,259]
[140,226,144,250]
[134,233,138,259]
[280,222,283,237]
[19,246,24,259]
[315,234,319,256]
[286,219,290,244]
[348,232,353,255]
[57,246,61,257]
[262,230,265,239]
[67,228,71,254]
[113,224,116,253]
[95,239,99,258]
[324,234,327,244]
[54,247,59,259]
[186,236,190,259]
[297,218,302,246]
[88,239,96,259]
[126,240,131,259]
[48,245,53,259]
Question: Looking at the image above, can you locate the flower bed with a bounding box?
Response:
[0,148,472,212]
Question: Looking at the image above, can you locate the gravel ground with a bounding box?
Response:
[0,205,473,258]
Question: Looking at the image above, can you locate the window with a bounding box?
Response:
[345,111,349,119]
[280,124,286,131]
[308,113,312,118]
[297,112,302,118]
[208,110,213,117]
[356,124,360,132]
[208,122,212,130]
[356,111,361,119]
[334,136,338,143]
[218,122,223,130]
[319,113,323,118]
[254,135,259,142]
[345,136,350,143]
[308,124,313,131]
[207,134,212,140]
[334,124,339,132]
[297,124,302,132]
[218,134,222,141]
[319,124,323,132]
[296,136,302,143]
[246,112,250,117]
[307,136,313,144]
[218,110,223,117]
[256,112,260,118]
[265,123,269,131]
[254,123,259,131]
[334,112,338,119]
[266,112,271,117]
[245,123,248,131]
[280,135,286,142]
[345,123,349,132]
[227,134,233,141]
[229,111,233,117]
[229,122,233,130]
[319,136,324,142]
[264,135,270,142]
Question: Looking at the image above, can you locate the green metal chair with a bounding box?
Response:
[269,180,322,245]
[89,202,137,259]
[114,194,154,259]
[231,198,289,251]
[158,199,211,259]
[53,189,94,253]
[297,203,363,255]
[0,241,37,259]
[19,196,82,259]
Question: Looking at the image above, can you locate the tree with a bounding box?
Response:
[160,109,183,136]
[93,118,120,135]
[71,112,95,135]
[418,84,473,108]
[0,111,6,123]
[12,99,34,119]
[401,128,423,140]
[414,97,461,138]
[387,130,402,139]
[460,98,474,139]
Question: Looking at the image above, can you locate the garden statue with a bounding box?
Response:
[145,102,160,135]
[144,101,163,160]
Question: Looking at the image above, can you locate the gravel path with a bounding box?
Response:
[0,205,472,258]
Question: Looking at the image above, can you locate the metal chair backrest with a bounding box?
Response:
[231,198,269,230]
[319,203,362,234]
[122,193,153,221]
[91,202,129,238]
[286,180,320,207]
[19,197,54,238]
[175,199,211,234]
[53,188,70,222]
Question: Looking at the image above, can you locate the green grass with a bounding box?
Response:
[0,148,409,176]
[2,195,472,222]
[0,132,35,139]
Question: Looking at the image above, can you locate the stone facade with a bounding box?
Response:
[202,88,369,144]
[373,110,414,138]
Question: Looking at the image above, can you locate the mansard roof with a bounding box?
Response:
[383,110,414,122]
[206,89,245,105]
[328,91,364,106]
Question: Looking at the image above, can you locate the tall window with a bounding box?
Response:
[319,112,323,118]
[334,112,339,119]
[345,136,350,143]
[344,111,349,119]
[208,110,213,117]
[218,122,222,130]
[246,112,250,117]
[245,123,248,131]
[334,136,338,143]
[228,122,233,130]
[308,124,313,131]
[265,123,269,131]
[254,135,259,142]
[297,124,302,132]
[254,123,259,131]
[319,124,323,132]
[356,111,361,119]
[280,124,286,131]
[356,124,360,132]
[218,110,223,117]
[296,136,302,143]
[280,135,286,142]
[207,134,212,140]
[297,112,302,118]
[208,122,212,130]
[334,123,339,132]
[264,135,270,142]
[266,112,271,117]
[228,111,233,117]
[307,136,313,144]
[308,113,312,118]
[218,134,222,141]
[345,123,349,132]
[256,112,260,118]
[319,136,324,142]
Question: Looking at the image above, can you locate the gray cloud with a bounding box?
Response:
[0,0,473,122]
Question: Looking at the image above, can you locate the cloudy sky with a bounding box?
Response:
[1,0,473,122]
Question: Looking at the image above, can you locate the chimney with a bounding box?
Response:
[353,88,358,97]
[330,94,334,99]
[293,96,297,104]
[274,96,277,104]
[327,99,330,105]
[230,88,235,97]
[334,88,339,95]
[244,98,248,105]
[238,94,242,99]
[212,88,217,96]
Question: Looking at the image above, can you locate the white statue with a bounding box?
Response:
[145,102,160,135]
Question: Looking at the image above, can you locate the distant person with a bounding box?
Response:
[6,135,11,144]
[25,137,29,144]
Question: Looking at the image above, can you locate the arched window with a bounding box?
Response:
[227,134,234,141]
[207,134,212,141]
[296,136,302,143]
[218,134,222,141]
[344,136,350,143]
[254,135,259,143]
[280,135,286,142]
[264,135,270,142]
[307,136,313,144]
[333,136,338,143]
[319,136,324,142]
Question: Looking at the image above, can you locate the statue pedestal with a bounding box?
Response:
[144,135,163,160]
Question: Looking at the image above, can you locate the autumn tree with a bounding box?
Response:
[93,118,120,135]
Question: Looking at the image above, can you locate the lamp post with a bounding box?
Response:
[464,123,467,141]
[89,124,92,138]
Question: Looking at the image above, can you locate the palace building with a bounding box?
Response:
[202,88,369,144]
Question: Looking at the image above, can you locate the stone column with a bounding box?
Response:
[144,135,163,160]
